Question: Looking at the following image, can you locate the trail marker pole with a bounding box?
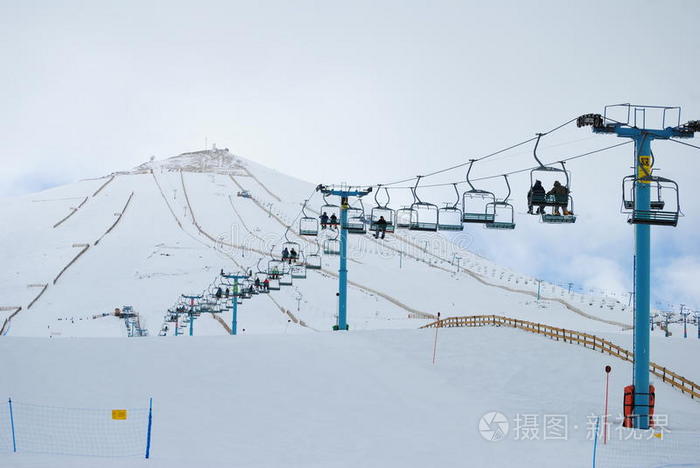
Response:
[432,312,441,365]
[603,365,611,445]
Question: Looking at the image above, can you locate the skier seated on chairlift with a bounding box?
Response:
[374,215,388,239]
[263,278,270,291]
[282,247,290,262]
[329,213,338,229]
[527,180,546,215]
[290,248,298,263]
[320,212,329,229]
[254,277,261,289]
[225,287,230,298]
[547,181,572,215]
[215,287,222,299]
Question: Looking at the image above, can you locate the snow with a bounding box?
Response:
[0,149,698,466]
[1,328,699,467]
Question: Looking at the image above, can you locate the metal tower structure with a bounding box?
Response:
[221,272,250,335]
[316,184,372,331]
[578,104,699,429]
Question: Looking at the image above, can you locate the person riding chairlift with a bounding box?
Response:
[527,180,546,215]
[329,213,338,230]
[215,287,222,299]
[263,278,270,291]
[547,181,572,215]
[374,215,388,239]
[320,212,329,229]
[282,247,290,262]
[290,248,298,263]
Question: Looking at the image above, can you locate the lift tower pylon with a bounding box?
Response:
[578,105,698,429]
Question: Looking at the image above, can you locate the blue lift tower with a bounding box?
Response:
[221,272,250,335]
[181,294,203,336]
[316,184,372,331]
[578,105,699,429]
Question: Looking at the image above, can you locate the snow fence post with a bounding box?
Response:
[145,398,153,459]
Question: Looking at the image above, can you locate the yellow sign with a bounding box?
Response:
[638,155,652,181]
[112,409,128,420]
[653,432,663,440]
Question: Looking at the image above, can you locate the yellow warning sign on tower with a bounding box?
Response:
[638,155,652,181]
[112,409,127,420]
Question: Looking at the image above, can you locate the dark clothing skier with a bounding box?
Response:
[374,216,388,239]
[527,180,546,215]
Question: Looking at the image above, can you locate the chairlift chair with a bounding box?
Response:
[395,206,414,229]
[484,175,516,230]
[622,175,680,227]
[281,230,302,264]
[279,272,293,286]
[409,176,439,232]
[541,196,577,224]
[622,175,666,211]
[344,200,367,234]
[299,200,319,236]
[370,186,396,234]
[438,184,464,231]
[323,230,340,255]
[528,134,574,211]
[306,243,322,269]
[320,194,340,229]
[291,253,307,279]
[462,160,496,224]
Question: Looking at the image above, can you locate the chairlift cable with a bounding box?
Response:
[370,116,579,188]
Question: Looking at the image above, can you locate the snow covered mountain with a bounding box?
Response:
[0,147,642,339]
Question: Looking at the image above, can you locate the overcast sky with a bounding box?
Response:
[2,0,699,310]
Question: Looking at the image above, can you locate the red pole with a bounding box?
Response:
[603,365,611,444]
[432,312,441,365]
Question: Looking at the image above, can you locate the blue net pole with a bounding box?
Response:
[8,398,16,453]
[145,398,153,459]
[592,416,600,468]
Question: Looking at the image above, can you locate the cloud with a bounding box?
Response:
[656,256,700,308]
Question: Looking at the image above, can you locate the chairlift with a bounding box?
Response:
[396,205,414,229]
[528,134,574,214]
[299,200,319,236]
[291,252,307,278]
[344,199,367,234]
[438,184,464,231]
[281,230,302,264]
[484,175,516,230]
[462,159,496,224]
[267,258,287,278]
[622,175,666,211]
[541,196,577,224]
[323,230,340,255]
[409,176,439,232]
[280,272,293,286]
[370,186,395,234]
[306,243,322,270]
[622,174,680,226]
[320,193,340,229]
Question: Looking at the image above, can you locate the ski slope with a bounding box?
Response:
[1,327,699,467]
